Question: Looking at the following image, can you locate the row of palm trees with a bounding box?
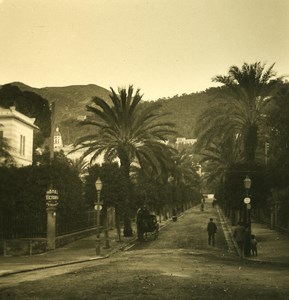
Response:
[74,85,201,236]
[194,62,286,223]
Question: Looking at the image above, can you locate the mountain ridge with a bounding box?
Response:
[3,82,213,144]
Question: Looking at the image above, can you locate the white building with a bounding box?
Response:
[175,137,197,146]
[0,106,39,166]
[54,127,63,151]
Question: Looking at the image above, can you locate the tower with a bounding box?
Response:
[54,127,63,151]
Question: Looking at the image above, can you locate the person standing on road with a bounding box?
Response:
[207,218,217,246]
[233,222,246,258]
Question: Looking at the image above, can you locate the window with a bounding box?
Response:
[20,135,25,156]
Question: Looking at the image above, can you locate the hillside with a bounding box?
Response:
[9,82,112,144]
[6,82,215,144]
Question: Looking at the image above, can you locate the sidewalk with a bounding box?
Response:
[1,208,289,277]
[0,217,172,277]
[248,221,289,264]
[0,227,137,277]
[218,207,289,264]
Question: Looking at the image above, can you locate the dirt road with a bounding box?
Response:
[0,206,288,299]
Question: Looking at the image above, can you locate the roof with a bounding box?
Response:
[0,106,39,130]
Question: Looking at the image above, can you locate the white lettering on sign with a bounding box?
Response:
[46,189,58,195]
[46,195,59,200]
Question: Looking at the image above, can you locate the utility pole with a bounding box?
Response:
[50,102,56,162]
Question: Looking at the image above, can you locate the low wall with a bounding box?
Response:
[0,239,47,256]
[0,226,100,256]
[56,227,97,248]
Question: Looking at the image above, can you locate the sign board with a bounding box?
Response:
[244,197,251,204]
[46,189,59,207]
[246,203,251,209]
[94,204,103,211]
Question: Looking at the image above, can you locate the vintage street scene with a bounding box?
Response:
[1,204,289,299]
[1,1,289,299]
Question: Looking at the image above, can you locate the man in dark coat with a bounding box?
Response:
[207,218,217,246]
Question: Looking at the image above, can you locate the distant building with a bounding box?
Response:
[0,106,38,166]
[54,127,63,151]
[175,137,197,146]
[76,115,87,121]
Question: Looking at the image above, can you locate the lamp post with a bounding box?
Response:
[243,175,252,257]
[95,178,103,256]
[243,175,252,226]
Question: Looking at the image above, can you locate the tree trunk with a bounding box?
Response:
[244,124,258,163]
[123,198,133,237]
[103,207,110,249]
[119,150,133,237]
[115,207,122,242]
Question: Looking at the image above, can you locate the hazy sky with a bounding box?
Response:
[0,0,289,100]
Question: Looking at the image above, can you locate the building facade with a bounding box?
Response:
[0,106,38,166]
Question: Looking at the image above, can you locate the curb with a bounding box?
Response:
[216,208,289,265]
[0,216,174,278]
[217,207,240,256]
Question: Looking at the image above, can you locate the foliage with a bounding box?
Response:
[0,136,15,166]
[222,162,268,211]
[83,163,128,211]
[197,134,241,192]
[74,85,178,233]
[74,85,176,175]
[266,86,289,188]
[0,159,85,225]
[0,84,51,148]
[195,62,282,165]
[132,147,202,213]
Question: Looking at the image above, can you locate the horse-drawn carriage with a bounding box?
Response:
[137,208,159,241]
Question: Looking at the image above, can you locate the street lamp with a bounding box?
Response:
[95,177,103,255]
[243,175,252,190]
[243,175,252,225]
[243,175,252,257]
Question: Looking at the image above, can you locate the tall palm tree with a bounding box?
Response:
[196,62,282,164]
[198,135,240,188]
[74,85,176,236]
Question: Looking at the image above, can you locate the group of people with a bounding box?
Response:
[233,222,258,257]
[201,197,218,212]
[206,218,258,257]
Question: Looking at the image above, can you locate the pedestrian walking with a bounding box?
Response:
[200,202,204,211]
[207,218,217,246]
[233,222,246,257]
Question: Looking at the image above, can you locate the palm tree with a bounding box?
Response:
[196,62,282,164]
[74,85,176,236]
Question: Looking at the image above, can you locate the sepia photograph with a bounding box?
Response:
[0,0,289,299]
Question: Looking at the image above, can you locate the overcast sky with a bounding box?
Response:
[0,0,289,100]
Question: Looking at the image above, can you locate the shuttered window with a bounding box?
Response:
[20,135,25,156]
